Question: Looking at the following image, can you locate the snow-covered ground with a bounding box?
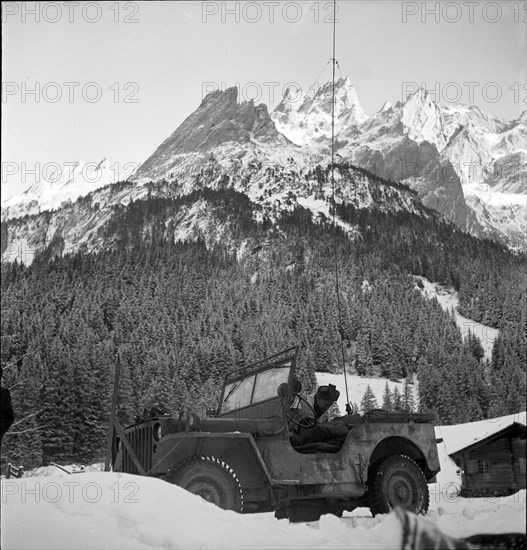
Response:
[415,276,499,360]
[2,472,525,550]
[2,413,525,549]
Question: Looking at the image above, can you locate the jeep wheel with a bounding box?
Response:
[368,455,429,516]
[167,456,244,512]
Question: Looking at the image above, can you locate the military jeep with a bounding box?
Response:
[111,346,440,521]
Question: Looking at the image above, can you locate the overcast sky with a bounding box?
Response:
[2,0,526,199]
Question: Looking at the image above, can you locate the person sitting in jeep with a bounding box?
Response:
[289,384,350,447]
[292,384,340,425]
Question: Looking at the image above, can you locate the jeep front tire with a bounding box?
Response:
[368,454,429,516]
[167,456,244,512]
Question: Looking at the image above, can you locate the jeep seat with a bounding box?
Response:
[291,440,343,454]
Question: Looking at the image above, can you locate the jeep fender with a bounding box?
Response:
[152,432,272,492]
[368,436,439,480]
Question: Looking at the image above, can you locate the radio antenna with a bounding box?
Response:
[329,0,351,414]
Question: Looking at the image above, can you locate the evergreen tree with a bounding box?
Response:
[382,381,393,411]
[1,186,525,463]
[360,385,378,413]
[402,377,416,412]
[355,330,374,376]
[392,387,402,410]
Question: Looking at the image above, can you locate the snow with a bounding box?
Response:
[1,471,401,549]
[1,159,132,221]
[463,182,527,207]
[2,471,524,549]
[296,196,360,238]
[401,89,446,151]
[271,77,367,147]
[415,276,498,360]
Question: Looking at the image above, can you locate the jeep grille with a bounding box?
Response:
[122,424,153,474]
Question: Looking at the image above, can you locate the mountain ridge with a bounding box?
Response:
[2,80,526,254]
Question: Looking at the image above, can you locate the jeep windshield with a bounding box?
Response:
[219,347,298,415]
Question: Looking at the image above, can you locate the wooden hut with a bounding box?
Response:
[449,421,526,497]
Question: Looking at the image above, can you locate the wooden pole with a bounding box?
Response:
[113,419,147,475]
[51,462,72,474]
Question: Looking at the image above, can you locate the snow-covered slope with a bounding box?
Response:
[3,83,525,260]
[2,86,437,265]
[414,276,498,360]
[1,159,133,221]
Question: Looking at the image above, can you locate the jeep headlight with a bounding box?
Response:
[154,423,162,441]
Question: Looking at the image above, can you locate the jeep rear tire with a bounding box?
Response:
[368,454,429,516]
[167,456,244,512]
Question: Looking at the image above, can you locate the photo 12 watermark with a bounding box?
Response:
[202,81,324,105]
[2,82,140,104]
[402,2,526,24]
[2,2,140,24]
[402,81,527,107]
[1,479,140,504]
[1,161,139,186]
[396,158,524,184]
[202,1,338,24]
[1,241,37,265]
[429,481,527,504]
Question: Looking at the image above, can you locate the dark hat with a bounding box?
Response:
[316,383,340,402]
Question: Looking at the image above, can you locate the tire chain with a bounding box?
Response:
[168,455,244,512]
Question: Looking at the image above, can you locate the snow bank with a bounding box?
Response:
[2,471,524,550]
[427,490,526,540]
[1,472,403,550]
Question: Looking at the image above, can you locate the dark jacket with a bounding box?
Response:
[0,386,15,439]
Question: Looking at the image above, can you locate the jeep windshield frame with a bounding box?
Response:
[217,346,299,417]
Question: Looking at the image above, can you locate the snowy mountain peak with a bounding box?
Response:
[200,86,238,108]
[401,88,447,150]
[4,79,526,251]
[515,109,527,124]
[307,76,367,122]
[272,76,367,145]
[272,85,307,123]
[129,86,292,184]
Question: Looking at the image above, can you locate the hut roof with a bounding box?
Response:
[437,411,526,456]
